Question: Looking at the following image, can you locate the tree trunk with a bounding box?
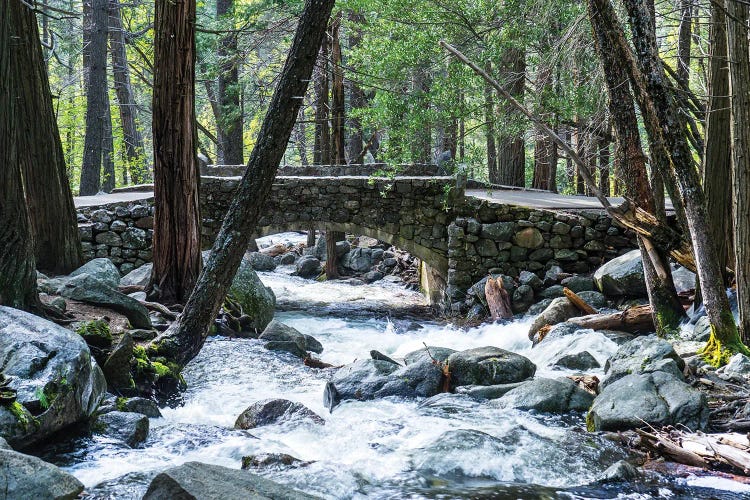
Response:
[0,1,39,311]
[620,0,747,363]
[325,230,343,279]
[216,0,243,165]
[411,68,431,163]
[150,0,202,305]
[102,97,116,193]
[151,0,336,367]
[313,37,330,165]
[496,48,525,186]
[109,0,148,184]
[703,2,732,287]
[484,63,497,182]
[598,135,610,196]
[294,109,310,166]
[330,12,346,165]
[13,1,82,274]
[677,0,693,82]
[532,65,553,190]
[80,0,109,195]
[725,0,750,343]
[345,12,365,165]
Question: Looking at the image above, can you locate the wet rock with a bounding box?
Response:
[538,285,565,299]
[492,377,594,413]
[447,347,536,387]
[119,397,162,418]
[553,351,601,371]
[588,371,708,431]
[143,462,319,500]
[342,247,377,273]
[370,350,401,365]
[69,258,121,288]
[58,274,151,329]
[511,284,535,313]
[518,271,543,291]
[296,256,322,278]
[229,258,276,332]
[593,250,647,298]
[601,335,685,389]
[259,320,322,358]
[0,307,106,448]
[526,298,553,316]
[102,332,134,390]
[599,460,640,482]
[363,270,385,283]
[0,448,84,499]
[241,453,311,470]
[120,263,152,288]
[560,276,596,293]
[543,265,566,286]
[234,399,324,429]
[403,346,456,365]
[576,290,608,309]
[454,382,527,400]
[246,252,277,272]
[278,253,297,266]
[94,411,149,447]
[527,297,580,340]
[600,330,637,345]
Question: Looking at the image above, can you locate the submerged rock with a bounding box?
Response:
[0,448,84,499]
[598,460,641,483]
[447,347,536,387]
[234,399,324,429]
[259,320,323,358]
[491,377,594,413]
[241,453,312,470]
[0,306,106,449]
[593,250,646,298]
[553,351,601,371]
[454,382,527,400]
[94,411,149,447]
[143,461,320,500]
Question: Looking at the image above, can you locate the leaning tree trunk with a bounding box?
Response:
[80,0,109,195]
[151,0,336,367]
[109,0,148,184]
[12,2,82,274]
[725,0,750,343]
[149,0,202,305]
[216,0,243,165]
[620,0,747,364]
[702,2,733,287]
[0,1,39,311]
[589,0,686,336]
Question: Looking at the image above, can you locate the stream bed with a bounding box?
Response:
[35,267,750,499]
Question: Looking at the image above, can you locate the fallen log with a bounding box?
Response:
[259,243,287,257]
[485,276,513,320]
[567,304,654,333]
[563,287,597,315]
[635,429,709,468]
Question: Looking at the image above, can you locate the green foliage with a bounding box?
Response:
[76,319,112,341]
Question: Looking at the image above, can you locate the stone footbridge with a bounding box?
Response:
[75,165,638,310]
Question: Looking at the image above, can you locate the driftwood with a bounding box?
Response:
[139,300,178,320]
[119,284,145,294]
[485,276,513,320]
[567,375,599,395]
[636,429,709,468]
[259,243,288,257]
[567,304,654,333]
[303,355,338,369]
[563,287,597,315]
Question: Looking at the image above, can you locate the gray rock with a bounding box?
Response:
[94,411,149,446]
[119,397,162,418]
[235,399,324,429]
[143,462,320,500]
[121,227,148,249]
[0,307,105,448]
[690,316,712,342]
[370,350,401,365]
[492,377,594,412]
[447,347,536,387]
[518,270,543,291]
[602,335,685,389]
[278,253,297,266]
[560,275,596,293]
[588,371,708,431]
[553,351,601,371]
[259,320,322,358]
[718,353,750,380]
[102,332,134,390]
[454,382,527,400]
[593,250,647,297]
[526,298,553,316]
[538,285,565,299]
[241,453,311,470]
[403,346,456,365]
[0,437,9,449]
[246,252,277,272]
[58,274,151,329]
[342,247,375,273]
[228,258,276,332]
[296,256,321,278]
[543,265,566,286]
[69,258,121,288]
[335,240,351,257]
[511,284,535,313]
[671,266,697,294]
[363,270,384,283]
[576,290,608,309]
[527,297,580,340]
[480,222,514,241]
[599,460,640,483]
[0,448,84,499]
[95,231,122,246]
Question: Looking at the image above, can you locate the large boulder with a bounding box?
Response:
[342,247,376,273]
[491,377,594,413]
[57,274,151,329]
[447,347,536,387]
[593,250,647,298]
[403,346,456,365]
[102,332,134,390]
[601,335,685,389]
[69,258,121,288]
[234,399,324,429]
[94,411,149,447]
[228,257,276,332]
[552,351,601,371]
[0,448,84,499]
[527,297,580,340]
[324,358,443,410]
[295,256,321,278]
[588,371,708,431]
[259,320,322,358]
[0,307,106,448]
[246,252,277,272]
[120,263,152,288]
[143,462,320,500]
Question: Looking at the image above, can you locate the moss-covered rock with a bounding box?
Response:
[227,258,276,333]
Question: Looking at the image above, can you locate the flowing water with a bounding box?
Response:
[35,248,750,499]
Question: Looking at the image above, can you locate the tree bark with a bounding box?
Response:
[216,0,243,165]
[12,2,82,274]
[677,0,693,82]
[80,0,109,195]
[0,1,39,311]
[496,48,525,186]
[109,0,149,184]
[313,37,331,165]
[102,96,116,193]
[345,11,365,165]
[152,0,336,367]
[325,230,343,279]
[484,62,497,182]
[150,0,202,304]
[330,12,346,165]
[725,0,750,342]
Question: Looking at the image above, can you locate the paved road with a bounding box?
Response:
[73,185,671,212]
